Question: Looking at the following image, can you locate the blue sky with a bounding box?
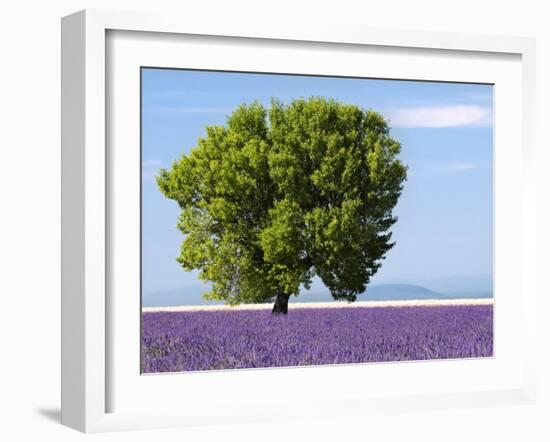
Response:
[141,68,493,296]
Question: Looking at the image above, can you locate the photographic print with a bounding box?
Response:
[140,68,493,374]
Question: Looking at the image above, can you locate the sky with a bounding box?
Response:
[141,68,493,297]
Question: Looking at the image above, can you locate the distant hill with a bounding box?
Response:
[412,274,493,298]
[142,285,223,307]
[362,284,446,300]
[143,280,491,307]
[293,284,445,303]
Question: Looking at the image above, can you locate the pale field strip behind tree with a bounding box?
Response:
[142,298,493,312]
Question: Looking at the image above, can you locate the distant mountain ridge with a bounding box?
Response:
[142,285,222,307]
[292,283,477,303]
[142,277,493,307]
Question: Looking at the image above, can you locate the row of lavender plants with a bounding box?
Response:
[141,305,493,373]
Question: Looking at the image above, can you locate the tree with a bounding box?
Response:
[157,97,407,314]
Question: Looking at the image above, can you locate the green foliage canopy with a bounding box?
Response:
[157,97,407,305]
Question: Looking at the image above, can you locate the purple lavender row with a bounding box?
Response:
[141,305,493,373]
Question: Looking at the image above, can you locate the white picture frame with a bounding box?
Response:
[61,9,537,433]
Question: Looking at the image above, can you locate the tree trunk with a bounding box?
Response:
[272,292,290,315]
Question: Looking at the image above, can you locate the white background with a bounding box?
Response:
[0,1,548,441]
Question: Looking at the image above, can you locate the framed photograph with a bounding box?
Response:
[61,9,537,433]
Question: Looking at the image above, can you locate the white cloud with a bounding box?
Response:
[389,105,492,128]
[142,159,162,183]
[143,106,233,114]
[406,160,489,176]
[143,159,162,168]
[447,162,476,172]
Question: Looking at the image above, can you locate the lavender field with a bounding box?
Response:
[141,304,493,373]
